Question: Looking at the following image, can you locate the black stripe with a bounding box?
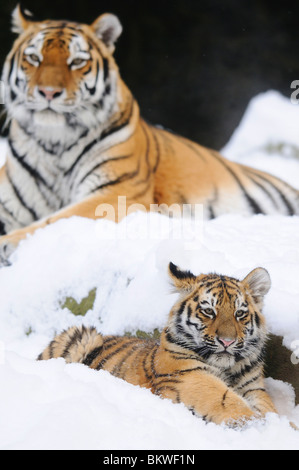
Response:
[102,57,109,82]
[48,339,56,359]
[6,170,38,220]
[163,348,199,361]
[103,336,138,351]
[205,281,223,294]
[235,374,261,391]
[64,138,100,176]
[90,164,140,194]
[254,311,260,328]
[16,121,60,156]
[226,359,261,385]
[8,139,53,190]
[85,60,99,96]
[0,220,6,236]
[82,345,103,366]
[177,301,187,317]
[222,389,229,407]
[246,168,296,216]
[242,387,266,398]
[78,154,132,186]
[86,36,104,59]
[64,101,134,178]
[246,172,280,210]
[153,385,181,403]
[62,328,84,358]
[102,336,121,348]
[210,151,265,214]
[10,89,17,101]
[8,52,16,82]
[97,340,140,369]
[175,366,205,374]
[142,343,157,381]
[130,178,153,200]
[153,378,181,390]
[111,344,140,378]
[83,65,92,75]
[165,330,183,347]
[100,97,135,141]
[8,138,59,211]
[207,204,216,219]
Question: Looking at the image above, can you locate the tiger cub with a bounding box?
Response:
[38,263,277,426]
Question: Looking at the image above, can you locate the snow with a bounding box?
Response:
[0,90,299,450]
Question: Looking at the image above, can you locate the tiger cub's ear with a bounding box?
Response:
[242,267,271,306]
[91,13,123,53]
[168,262,197,293]
[11,4,34,34]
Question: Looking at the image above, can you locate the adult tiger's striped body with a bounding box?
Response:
[39,263,278,426]
[0,5,299,261]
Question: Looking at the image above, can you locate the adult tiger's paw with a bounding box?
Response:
[0,232,22,267]
[0,240,14,267]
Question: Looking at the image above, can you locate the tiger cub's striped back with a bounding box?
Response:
[38,263,278,426]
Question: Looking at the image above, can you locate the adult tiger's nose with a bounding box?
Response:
[218,337,235,348]
[38,86,63,101]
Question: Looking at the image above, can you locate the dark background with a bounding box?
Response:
[0,0,298,150]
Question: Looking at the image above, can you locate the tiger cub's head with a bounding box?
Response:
[2,5,123,133]
[167,262,271,369]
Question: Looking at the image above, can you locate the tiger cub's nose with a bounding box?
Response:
[218,337,235,348]
[38,86,63,101]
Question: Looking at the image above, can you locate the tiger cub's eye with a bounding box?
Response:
[235,310,247,320]
[202,308,215,319]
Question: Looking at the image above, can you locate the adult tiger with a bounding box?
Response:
[0,5,298,262]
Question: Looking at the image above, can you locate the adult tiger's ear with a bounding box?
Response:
[91,13,123,53]
[11,4,35,34]
[242,267,271,306]
[168,262,197,293]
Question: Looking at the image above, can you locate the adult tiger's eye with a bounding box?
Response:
[26,53,40,65]
[71,58,87,68]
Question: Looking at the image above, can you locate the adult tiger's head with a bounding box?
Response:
[2,5,124,133]
[167,262,271,369]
